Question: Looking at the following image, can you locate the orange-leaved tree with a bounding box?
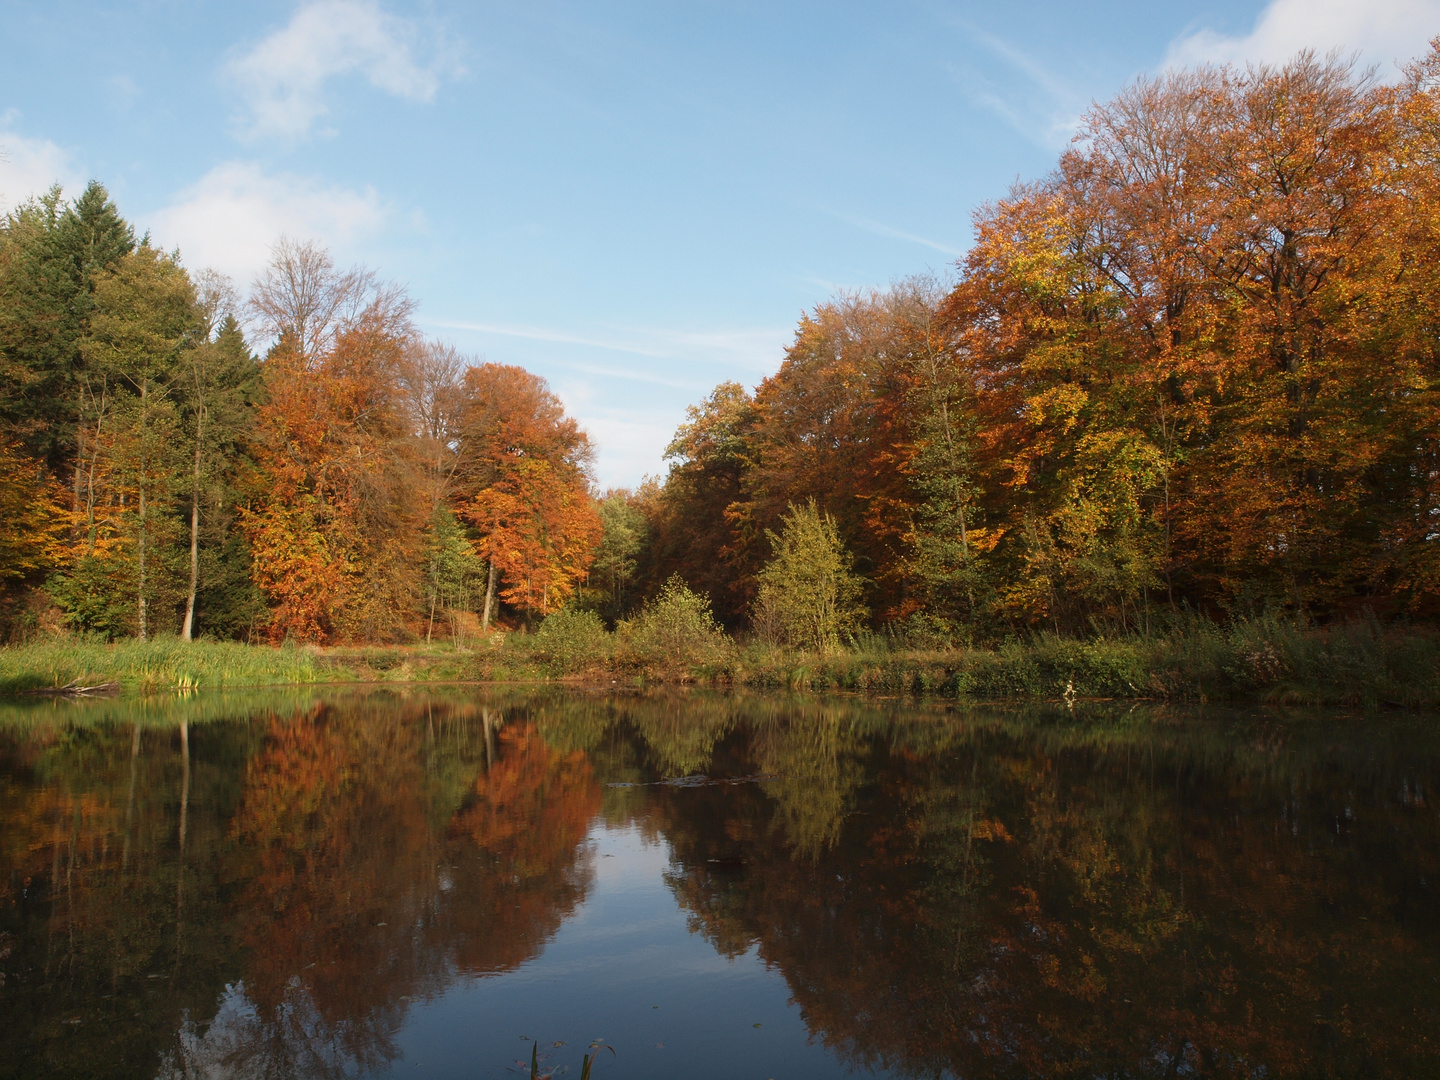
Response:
[940,51,1439,626]
[242,240,426,642]
[451,363,601,623]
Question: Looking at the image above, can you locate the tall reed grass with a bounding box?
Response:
[0,638,342,694]
[0,638,471,695]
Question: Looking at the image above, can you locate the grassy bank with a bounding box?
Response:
[0,638,473,695]
[3,616,1438,707]
[490,613,1440,708]
[737,624,1440,707]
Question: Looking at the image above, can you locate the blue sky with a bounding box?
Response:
[3,0,1438,487]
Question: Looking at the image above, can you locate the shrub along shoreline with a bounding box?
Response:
[3,613,1437,709]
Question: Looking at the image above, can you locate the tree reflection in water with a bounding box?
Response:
[0,691,1437,1079]
[0,694,602,1079]
[640,699,1440,1078]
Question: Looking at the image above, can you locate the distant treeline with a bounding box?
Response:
[3,46,1440,645]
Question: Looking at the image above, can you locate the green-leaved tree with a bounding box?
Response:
[589,491,648,621]
[753,500,866,652]
[422,505,489,643]
[67,245,198,639]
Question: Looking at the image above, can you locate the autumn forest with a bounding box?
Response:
[4,48,1440,651]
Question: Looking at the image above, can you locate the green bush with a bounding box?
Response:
[620,576,730,679]
[529,608,612,675]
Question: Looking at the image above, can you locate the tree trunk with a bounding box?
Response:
[137,382,148,642]
[482,560,498,631]
[73,431,83,541]
[181,412,203,641]
[82,401,105,555]
[136,496,146,640]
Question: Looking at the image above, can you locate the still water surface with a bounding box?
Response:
[1,689,1438,1079]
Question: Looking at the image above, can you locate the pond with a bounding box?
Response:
[1,689,1437,1079]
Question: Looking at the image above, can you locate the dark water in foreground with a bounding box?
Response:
[1,690,1438,1079]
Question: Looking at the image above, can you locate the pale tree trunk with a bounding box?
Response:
[73,439,83,531]
[136,484,147,640]
[75,377,107,549]
[481,560,498,631]
[137,382,148,642]
[181,411,203,641]
[81,396,107,555]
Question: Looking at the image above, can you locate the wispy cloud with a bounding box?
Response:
[1164,0,1440,77]
[0,117,84,211]
[970,28,1077,106]
[430,319,674,358]
[426,317,791,487]
[226,0,460,140]
[427,318,788,375]
[943,24,1089,147]
[829,211,965,257]
[146,161,391,284]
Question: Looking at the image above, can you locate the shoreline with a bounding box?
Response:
[3,624,1438,708]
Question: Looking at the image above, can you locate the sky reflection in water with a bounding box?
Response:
[1,689,1438,1079]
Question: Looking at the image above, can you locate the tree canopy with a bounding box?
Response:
[5,45,1440,645]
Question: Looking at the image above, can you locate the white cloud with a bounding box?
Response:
[570,407,683,490]
[146,161,390,284]
[226,0,457,140]
[0,120,84,212]
[1166,0,1440,76]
